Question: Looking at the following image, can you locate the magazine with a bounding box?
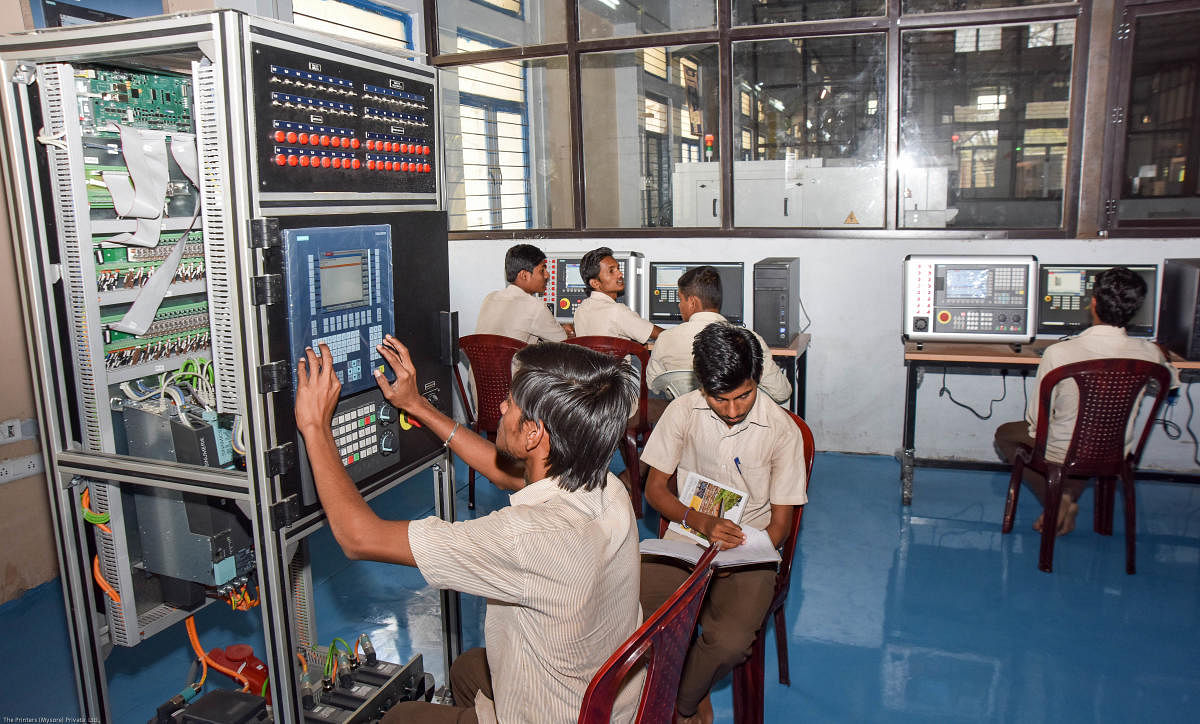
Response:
[666,470,750,545]
[640,527,781,569]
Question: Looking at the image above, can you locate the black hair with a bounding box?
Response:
[678,265,722,311]
[510,342,638,492]
[1093,266,1147,328]
[580,247,614,290]
[504,244,547,284]
[692,322,763,395]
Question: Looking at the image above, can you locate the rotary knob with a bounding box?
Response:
[377,404,395,422]
[380,431,397,455]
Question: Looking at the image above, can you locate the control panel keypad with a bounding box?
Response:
[333,404,379,466]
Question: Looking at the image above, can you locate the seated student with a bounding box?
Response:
[476,243,573,343]
[994,266,1179,536]
[573,246,662,342]
[640,323,808,724]
[294,336,643,723]
[646,265,791,404]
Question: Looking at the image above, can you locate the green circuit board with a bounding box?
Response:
[75,67,193,134]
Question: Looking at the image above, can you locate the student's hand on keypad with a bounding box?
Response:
[295,343,342,437]
[374,335,424,413]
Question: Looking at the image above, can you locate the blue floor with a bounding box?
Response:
[4,452,1200,722]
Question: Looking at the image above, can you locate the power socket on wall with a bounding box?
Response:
[0,454,44,484]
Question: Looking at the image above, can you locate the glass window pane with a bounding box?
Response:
[579,0,716,41]
[1118,9,1200,223]
[732,35,886,228]
[444,53,573,231]
[580,44,720,228]
[292,0,412,50]
[437,0,566,51]
[900,23,1075,229]
[734,0,884,26]
[904,0,1074,14]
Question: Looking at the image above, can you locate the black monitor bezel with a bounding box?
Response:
[648,261,745,325]
[1036,263,1159,338]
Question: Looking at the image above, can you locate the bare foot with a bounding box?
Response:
[675,696,713,724]
[1032,494,1078,535]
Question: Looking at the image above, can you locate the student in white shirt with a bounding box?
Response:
[476,243,573,343]
[573,246,662,342]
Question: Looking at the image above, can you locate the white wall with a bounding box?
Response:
[449,236,1200,474]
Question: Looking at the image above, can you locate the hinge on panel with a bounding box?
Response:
[11,64,34,85]
[1111,106,1125,125]
[249,218,280,249]
[1102,198,1119,231]
[258,360,292,394]
[1116,22,1131,41]
[265,443,296,479]
[252,274,283,306]
[270,493,300,529]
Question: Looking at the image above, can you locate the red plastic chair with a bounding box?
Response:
[578,543,721,724]
[453,334,527,509]
[1001,358,1172,574]
[566,336,652,517]
[654,412,814,724]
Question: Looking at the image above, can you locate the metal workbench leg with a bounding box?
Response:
[899,362,919,506]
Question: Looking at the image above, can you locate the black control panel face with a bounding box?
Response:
[250,42,436,195]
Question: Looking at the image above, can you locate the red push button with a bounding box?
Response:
[350,138,361,149]
[309,135,320,146]
[298,155,310,167]
[273,130,285,143]
[422,145,430,155]
[400,162,409,172]
[384,161,393,171]
[274,154,287,166]
[287,155,299,166]
[298,133,309,145]
[351,159,361,169]
[286,131,298,144]
[367,160,376,170]
[319,135,330,146]
[422,163,431,173]
[331,158,342,169]
[320,157,331,168]
[340,137,351,148]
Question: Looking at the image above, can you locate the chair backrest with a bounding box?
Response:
[566,336,651,433]
[1033,358,1172,475]
[456,334,527,431]
[653,370,700,399]
[578,544,721,724]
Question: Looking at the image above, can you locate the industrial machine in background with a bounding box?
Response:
[902,255,1038,345]
[0,12,457,722]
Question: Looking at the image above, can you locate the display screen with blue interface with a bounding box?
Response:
[282,225,394,396]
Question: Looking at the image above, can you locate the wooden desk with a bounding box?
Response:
[900,340,1200,505]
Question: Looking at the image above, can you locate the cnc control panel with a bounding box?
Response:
[903,255,1038,343]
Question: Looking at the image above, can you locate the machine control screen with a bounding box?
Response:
[903,255,1038,343]
[282,225,393,397]
[647,262,745,324]
[1037,264,1158,338]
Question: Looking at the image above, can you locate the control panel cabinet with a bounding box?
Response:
[902,255,1038,344]
[0,12,455,723]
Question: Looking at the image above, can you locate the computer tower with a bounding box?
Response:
[753,257,800,346]
[1158,258,1200,361]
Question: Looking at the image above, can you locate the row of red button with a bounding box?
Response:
[365,141,430,155]
[366,160,432,172]
[274,154,362,169]
[272,130,360,149]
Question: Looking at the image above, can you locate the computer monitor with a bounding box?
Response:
[1036,264,1158,338]
[647,262,744,324]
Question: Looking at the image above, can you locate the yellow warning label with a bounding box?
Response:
[844,211,860,224]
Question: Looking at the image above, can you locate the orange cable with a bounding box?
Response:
[92,556,120,603]
[297,651,308,674]
[81,488,112,535]
[185,616,252,691]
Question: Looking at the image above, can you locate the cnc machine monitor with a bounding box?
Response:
[903,255,1038,343]
[647,262,744,324]
[1037,264,1158,338]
